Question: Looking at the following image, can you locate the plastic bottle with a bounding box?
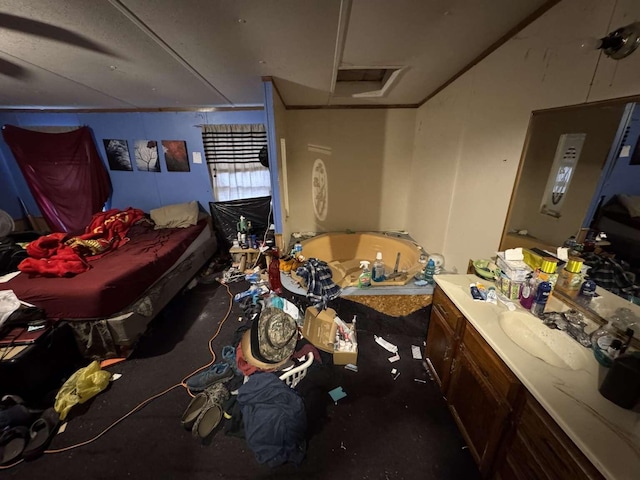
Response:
[556,256,584,298]
[268,249,283,294]
[578,277,597,304]
[535,257,559,290]
[423,259,436,284]
[372,252,385,282]
[531,281,552,317]
[519,274,536,310]
[358,261,372,288]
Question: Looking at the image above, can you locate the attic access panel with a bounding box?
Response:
[334,67,404,98]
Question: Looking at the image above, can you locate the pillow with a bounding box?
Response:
[618,194,640,218]
[150,201,199,229]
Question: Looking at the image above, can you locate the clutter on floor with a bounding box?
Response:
[0,212,478,476]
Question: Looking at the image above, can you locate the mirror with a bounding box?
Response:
[500,96,640,322]
[501,99,637,251]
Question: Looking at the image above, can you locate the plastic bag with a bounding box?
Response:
[54,360,111,420]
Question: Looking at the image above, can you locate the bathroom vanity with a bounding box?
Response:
[426,274,640,480]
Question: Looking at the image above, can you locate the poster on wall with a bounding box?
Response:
[103,139,133,171]
[134,140,161,172]
[162,140,190,172]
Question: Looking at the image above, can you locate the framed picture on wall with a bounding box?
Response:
[134,140,161,172]
[103,139,133,171]
[162,140,190,172]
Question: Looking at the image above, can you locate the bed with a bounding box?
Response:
[4,213,217,359]
[593,194,640,267]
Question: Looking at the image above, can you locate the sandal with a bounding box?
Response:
[0,426,29,466]
[22,408,60,461]
[192,383,230,439]
[180,393,207,431]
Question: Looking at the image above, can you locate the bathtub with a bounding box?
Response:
[298,232,424,288]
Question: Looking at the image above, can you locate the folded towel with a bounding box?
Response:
[504,248,524,261]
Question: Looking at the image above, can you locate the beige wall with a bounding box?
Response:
[285,109,416,233]
[507,103,626,246]
[407,0,640,273]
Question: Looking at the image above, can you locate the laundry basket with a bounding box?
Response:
[279,352,314,389]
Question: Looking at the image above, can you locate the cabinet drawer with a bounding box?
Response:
[462,323,521,406]
[433,286,464,332]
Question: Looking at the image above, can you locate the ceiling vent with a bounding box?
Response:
[333,66,405,98]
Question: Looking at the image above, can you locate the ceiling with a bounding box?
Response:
[0,0,553,110]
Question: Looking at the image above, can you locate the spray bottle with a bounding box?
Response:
[358,261,372,288]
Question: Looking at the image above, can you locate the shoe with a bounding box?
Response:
[180,393,207,431]
[192,383,230,439]
[22,408,60,461]
[186,363,234,392]
[0,405,35,430]
[222,346,241,376]
[0,426,29,466]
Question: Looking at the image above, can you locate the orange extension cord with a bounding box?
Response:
[0,280,234,470]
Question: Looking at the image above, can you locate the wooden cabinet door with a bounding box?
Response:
[447,345,511,477]
[425,306,456,392]
[496,393,604,480]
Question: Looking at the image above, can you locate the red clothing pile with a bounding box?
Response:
[19,208,146,277]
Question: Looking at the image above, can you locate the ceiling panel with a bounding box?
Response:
[120,0,342,106]
[0,0,230,108]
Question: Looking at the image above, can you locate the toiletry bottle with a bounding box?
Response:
[535,257,558,290]
[578,277,597,304]
[372,252,385,282]
[423,259,436,284]
[267,248,283,294]
[519,274,536,310]
[531,280,552,317]
[556,256,584,298]
[358,261,372,288]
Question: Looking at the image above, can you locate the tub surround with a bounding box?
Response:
[435,274,640,480]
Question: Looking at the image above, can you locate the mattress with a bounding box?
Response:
[5,220,208,319]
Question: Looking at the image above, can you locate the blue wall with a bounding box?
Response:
[598,104,640,202]
[0,109,265,219]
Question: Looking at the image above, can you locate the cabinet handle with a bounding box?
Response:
[443,345,450,361]
[451,358,457,372]
[435,303,449,318]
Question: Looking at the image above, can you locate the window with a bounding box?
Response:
[202,124,270,201]
[540,133,586,218]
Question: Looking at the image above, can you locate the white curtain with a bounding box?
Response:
[202,124,271,201]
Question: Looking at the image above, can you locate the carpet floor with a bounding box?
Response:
[2,279,480,480]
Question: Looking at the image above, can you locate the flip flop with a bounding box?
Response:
[0,426,29,466]
[22,407,60,461]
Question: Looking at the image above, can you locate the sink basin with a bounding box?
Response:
[499,311,592,370]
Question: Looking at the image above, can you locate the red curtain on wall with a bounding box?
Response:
[2,125,112,233]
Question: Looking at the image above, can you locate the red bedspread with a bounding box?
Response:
[6,221,207,319]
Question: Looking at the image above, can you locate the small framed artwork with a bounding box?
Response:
[162,140,190,172]
[134,140,161,172]
[103,139,133,171]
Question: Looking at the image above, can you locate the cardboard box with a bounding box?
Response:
[496,252,532,282]
[302,306,358,365]
[333,325,358,366]
[302,306,338,353]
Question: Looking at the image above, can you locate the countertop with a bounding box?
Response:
[435,274,640,480]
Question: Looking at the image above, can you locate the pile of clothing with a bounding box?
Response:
[180,296,323,467]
